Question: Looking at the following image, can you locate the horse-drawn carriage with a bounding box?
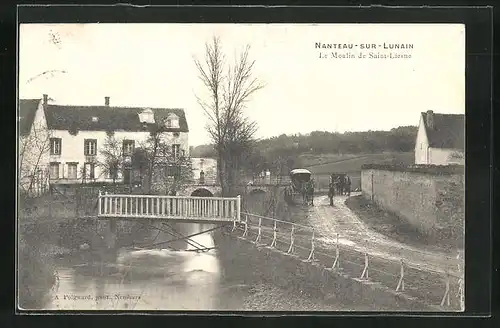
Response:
[284,169,315,205]
[327,173,351,205]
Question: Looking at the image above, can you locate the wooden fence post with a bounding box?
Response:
[441,272,451,307]
[254,217,262,244]
[457,250,465,311]
[396,259,405,291]
[307,230,316,261]
[270,220,277,248]
[331,233,340,269]
[287,225,295,254]
[242,214,249,237]
[360,252,369,279]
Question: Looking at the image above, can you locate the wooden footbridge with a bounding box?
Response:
[98,192,241,224]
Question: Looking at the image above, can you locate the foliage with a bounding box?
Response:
[194,36,264,196]
[194,126,418,176]
[190,144,216,158]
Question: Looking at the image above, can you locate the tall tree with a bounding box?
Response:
[194,36,264,196]
[98,132,124,184]
[133,124,193,194]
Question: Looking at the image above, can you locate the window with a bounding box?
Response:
[122,140,135,156]
[67,163,78,179]
[166,165,181,177]
[165,114,179,128]
[83,163,95,180]
[181,149,186,158]
[49,162,60,180]
[172,144,180,159]
[138,109,155,124]
[50,138,62,155]
[84,139,97,156]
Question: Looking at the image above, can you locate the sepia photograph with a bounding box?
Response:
[17,22,465,312]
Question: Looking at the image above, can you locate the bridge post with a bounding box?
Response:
[236,195,241,221]
[331,233,340,269]
[396,259,405,291]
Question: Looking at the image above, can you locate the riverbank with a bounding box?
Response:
[345,195,463,252]
[213,227,442,311]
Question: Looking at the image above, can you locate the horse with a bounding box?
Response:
[302,180,314,206]
[284,186,293,204]
[333,176,343,196]
[345,175,351,196]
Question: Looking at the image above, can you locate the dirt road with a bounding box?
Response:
[306,193,462,276]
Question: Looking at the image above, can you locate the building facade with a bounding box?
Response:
[19,94,189,191]
[414,110,465,165]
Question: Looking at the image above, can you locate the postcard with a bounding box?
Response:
[17,22,465,312]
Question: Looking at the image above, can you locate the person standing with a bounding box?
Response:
[328,182,335,206]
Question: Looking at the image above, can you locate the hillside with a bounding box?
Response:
[190,125,418,178]
[301,152,415,174]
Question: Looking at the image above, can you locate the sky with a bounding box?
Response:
[19,23,465,147]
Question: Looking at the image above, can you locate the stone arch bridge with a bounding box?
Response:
[181,183,285,197]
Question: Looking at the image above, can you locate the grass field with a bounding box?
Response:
[300,152,415,174]
[296,152,414,192]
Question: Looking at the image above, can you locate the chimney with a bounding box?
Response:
[426,110,434,129]
[105,97,110,107]
[43,94,48,107]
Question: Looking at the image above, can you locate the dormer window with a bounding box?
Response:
[165,113,179,129]
[138,108,155,124]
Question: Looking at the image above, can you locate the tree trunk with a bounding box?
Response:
[217,148,226,196]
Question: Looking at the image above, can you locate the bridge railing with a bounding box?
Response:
[234,212,464,311]
[98,192,241,222]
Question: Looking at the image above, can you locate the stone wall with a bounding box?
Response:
[360,164,465,245]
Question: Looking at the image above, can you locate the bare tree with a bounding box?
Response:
[19,117,52,197]
[194,36,264,196]
[133,124,193,194]
[98,132,124,185]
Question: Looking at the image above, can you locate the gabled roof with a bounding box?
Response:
[43,104,189,133]
[421,112,465,151]
[18,99,41,136]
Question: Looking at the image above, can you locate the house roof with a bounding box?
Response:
[43,104,189,133]
[422,112,465,150]
[18,99,41,136]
